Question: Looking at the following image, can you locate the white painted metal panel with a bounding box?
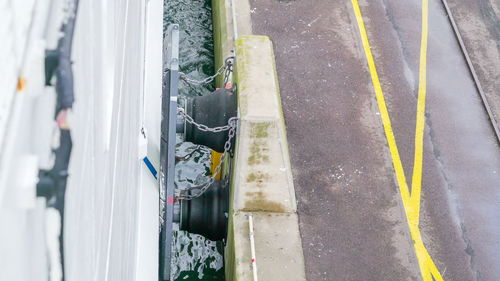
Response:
[0,1,56,281]
[65,0,161,280]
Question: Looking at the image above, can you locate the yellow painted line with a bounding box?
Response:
[410,0,429,223]
[350,0,444,280]
[350,0,411,206]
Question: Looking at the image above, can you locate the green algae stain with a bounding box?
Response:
[246,171,270,187]
[247,140,270,166]
[250,122,271,138]
[243,192,286,213]
[247,123,272,166]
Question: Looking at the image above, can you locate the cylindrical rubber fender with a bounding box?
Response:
[180,180,229,241]
[185,88,237,153]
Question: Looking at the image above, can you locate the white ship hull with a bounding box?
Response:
[0,0,163,280]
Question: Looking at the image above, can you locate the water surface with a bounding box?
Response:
[164,1,225,280]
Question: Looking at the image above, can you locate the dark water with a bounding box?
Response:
[164,0,215,98]
[164,1,225,280]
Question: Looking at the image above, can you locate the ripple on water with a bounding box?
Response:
[175,142,211,190]
[164,0,215,98]
[171,142,225,280]
[170,228,224,280]
[164,0,224,279]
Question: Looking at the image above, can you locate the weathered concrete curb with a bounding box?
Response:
[232,36,297,214]
[212,1,306,280]
[227,35,306,281]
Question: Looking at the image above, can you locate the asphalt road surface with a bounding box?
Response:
[249,0,500,280]
[446,0,500,127]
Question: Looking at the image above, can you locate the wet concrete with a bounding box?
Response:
[249,0,500,280]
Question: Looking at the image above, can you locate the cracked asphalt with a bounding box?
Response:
[249,0,500,280]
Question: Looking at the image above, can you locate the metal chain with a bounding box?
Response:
[179,117,238,201]
[223,56,234,85]
[174,55,236,200]
[179,56,234,86]
[177,107,234,133]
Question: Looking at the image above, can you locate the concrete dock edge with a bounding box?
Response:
[212,1,306,280]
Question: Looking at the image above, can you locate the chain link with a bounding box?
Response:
[174,55,236,200]
[178,116,238,201]
[180,56,234,86]
[177,107,234,133]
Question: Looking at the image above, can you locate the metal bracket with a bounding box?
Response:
[159,24,180,281]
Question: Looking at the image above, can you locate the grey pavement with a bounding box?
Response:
[249,0,500,280]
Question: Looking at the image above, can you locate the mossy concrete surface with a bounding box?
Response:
[212,0,232,87]
[227,35,306,280]
[234,119,295,213]
[212,0,252,88]
[232,36,297,214]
